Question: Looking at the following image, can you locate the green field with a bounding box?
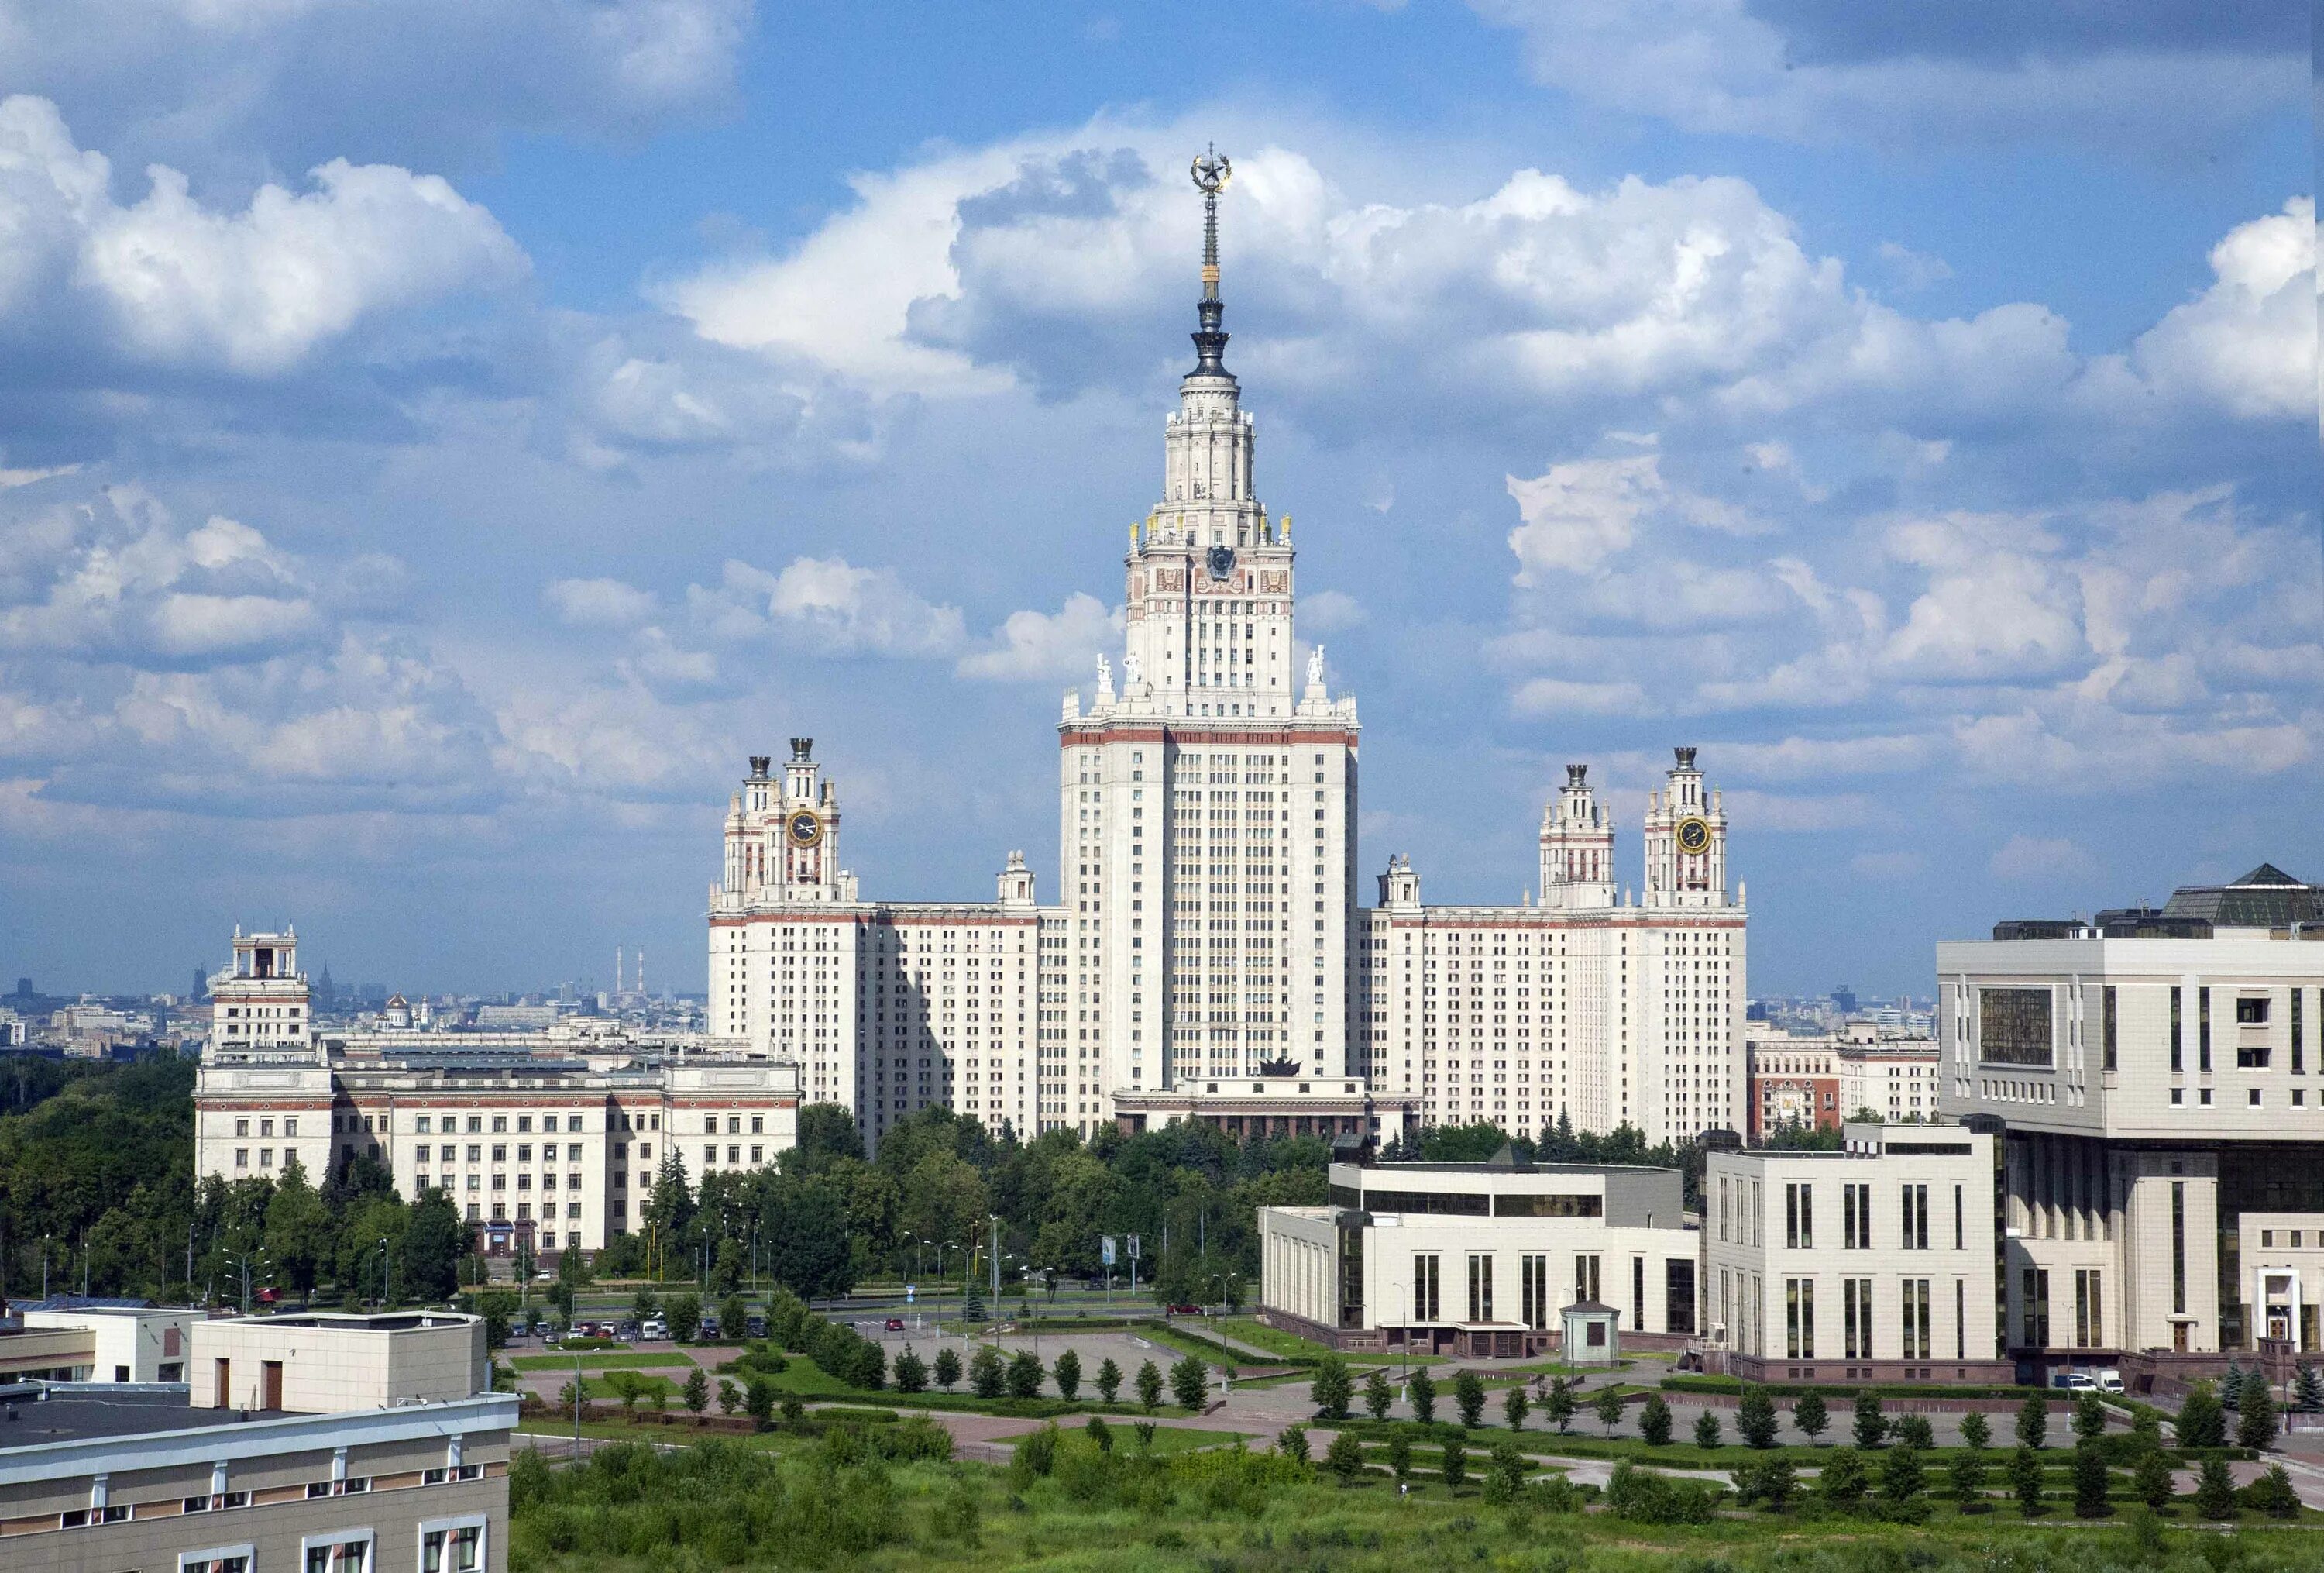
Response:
[510,1351,694,1372]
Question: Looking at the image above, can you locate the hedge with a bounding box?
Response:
[1662,1375,2055,1403]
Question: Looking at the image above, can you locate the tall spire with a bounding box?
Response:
[1188,145,1232,379]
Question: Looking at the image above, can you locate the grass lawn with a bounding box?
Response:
[717,1351,863,1396]
[510,1351,694,1372]
[1212,1317,1336,1360]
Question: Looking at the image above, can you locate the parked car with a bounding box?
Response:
[254,1287,282,1305]
[616,1320,641,1341]
[745,1315,768,1338]
[1167,1303,1203,1317]
[2098,1369,2125,1394]
[641,1318,669,1341]
[884,1317,906,1332]
[533,1320,552,1337]
[698,1314,720,1338]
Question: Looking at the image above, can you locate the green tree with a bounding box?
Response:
[631,1289,659,1324]
[2250,1463,2300,1519]
[2071,1390,2106,1442]
[971,1345,1006,1399]
[1639,1392,1673,1446]
[2071,1440,2110,1517]
[744,1378,773,1430]
[933,1347,961,1390]
[1818,1446,1868,1509]
[666,1291,702,1342]
[1744,1457,1796,1513]
[263,1155,329,1297]
[892,1348,927,1393]
[1408,1367,1437,1425]
[1095,1355,1122,1404]
[2194,1454,2236,1521]
[2014,1393,2047,1451]
[1135,1358,1163,1412]
[717,1379,739,1416]
[2237,1381,2278,1450]
[1439,1433,1467,1492]
[1503,1384,1529,1432]
[2132,1449,2174,1513]
[1453,1369,1487,1429]
[1948,1447,1989,1510]
[1852,1392,1888,1448]
[1085,1414,1112,1453]
[1693,1409,1721,1449]
[2009,1445,2045,1516]
[1325,1430,1367,1485]
[718,1292,747,1342]
[2176,1381,2226,1447]
[1169,1354,1208,1412]
[1482,1437,1526,1504]
[682,1366,710,1414]
[607,1370,646,1413]
[1310,1354,1353,1420]
[1545,1374,1574,1434]
[1896,1414,1934,1450]
[1051,1347,1081,1400]
[1006,1349,1043,1400]
[1738,1386,1778,1448]
[1364,1367,1394,1422]
[1791,1391,1827,1443]
[1959,1410,1992,1451]
[1878,1445,1925,1508]
[1277,1423,1310,1465]
[1592,1385,1625,1438]
[1387,1430,1413,1482]
[2295,1364,2322,1413]
[2222,1362,2245,1410]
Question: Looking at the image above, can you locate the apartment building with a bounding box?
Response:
[1257,1155,1698,1354]
[1703,1120,2007,1384]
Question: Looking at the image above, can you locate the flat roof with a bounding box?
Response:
[0,1389,280,1449]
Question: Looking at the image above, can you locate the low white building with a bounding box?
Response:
[18,1307,201,1384]
[1257,1156,1698,1355]
[1703,1120,2008,1385]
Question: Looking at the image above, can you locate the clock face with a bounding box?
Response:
[786,809,823,848]
[1205,545,1235,580]
[1676,815,1711,856]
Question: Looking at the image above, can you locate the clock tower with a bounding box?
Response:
[1642,746,1728,907]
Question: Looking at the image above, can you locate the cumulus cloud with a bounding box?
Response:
[545,577,657,628]
[1300,588,1365,633]
[0,95,525,374]
[957,592,1119,682]
[1470,0,2301,153]
[2123,198,2315,421]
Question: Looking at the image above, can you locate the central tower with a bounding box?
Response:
[1059,148,1360,1122]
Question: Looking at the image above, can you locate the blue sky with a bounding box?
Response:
[0,0,2312,999]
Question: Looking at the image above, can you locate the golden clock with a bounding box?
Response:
[786,809,823,848]
[1675,816,1712,856]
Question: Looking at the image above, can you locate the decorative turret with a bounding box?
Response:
[1642,746,1729,907]
[1539,762,1616,910]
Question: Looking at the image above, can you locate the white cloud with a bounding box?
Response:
[1989,833,2094,883]
[1880,512,2086,682]
[1300,588,1365,633]
[0,95,525,374]
[545,577,657,628]
[682,556,966,656]
[957,592,1119,683]
[2124,198,2315,421]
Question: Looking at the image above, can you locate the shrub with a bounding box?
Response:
[2133,1447,2174,1513]
[1277,1423,1310,1464]
[1325,1430,1367,1485]
[1592,1386,1625,1438]
[1818,1446,1868,1509]
[2195,1454,2236,1520]
[1958,1410,1991,1451]
[717,1378,739,1416]
[1136,1359,1163,1412]
[2072,1440,2111,1518]
[2237,1382,2278,1450]
[1133,1420,1155,1450]
[1006,1351,1044,1401]
[2176,1382,2226,1448]
[2013,1393,2047,1451]
[1502,1384,1529,1432]
[1169,1354,1208,1412]
[1408,1367,1437,1426]
[892,1348,927,1393]
[1311,1354,1353,1420]
[1085,1414,1112,1453]
[2009,1445,2045,1516]
[1605,1461,1719,1524]
[1364,1368,1394,1422]
[1738,1387,1778,1448]
[1439,1434,1467,1492]
[1639,1393,1673,1446]
[682,1366,710,1414]
[933,1476,982,1547]
[1896,1414,1934,1450]
[1454,1370,1487,1429]
[2072,1391,2106,1442]
[1545,1375,1573,1434]
[1792,1391,1828,1443]
[1878,1444,1924,1507]
[969,1346,1006,1399]
[1738,1456,1796,1513]
[744,1378,774,1430]
[1012,1423,1060,1483]
[2246,1462,2299,1519]
[1094,1356,1122,1404]
[1387,1430,1413,1481]
[1481,1437,1526,1505]
[1693,1408,1722,1449]
[1852,1392,1888,1449]
[933,1348,961,1391]
[1052,1348,1081,1401]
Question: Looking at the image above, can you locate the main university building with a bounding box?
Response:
[708,166,1746,1153]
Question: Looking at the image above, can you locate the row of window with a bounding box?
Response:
[1717,1175,1963,1252]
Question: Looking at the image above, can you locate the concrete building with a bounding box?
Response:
[1745,1025,1940,1139]
[1255,1156,1698,1354]
[0,1311,512,1573]
[706,154,1748,1155]
[1935,862,2324,1376]
[211,929,313,1055]
[195,979,802,1255]
[1745,1031,1838,1141]
[1703,1120,2008,1384]
[15,1307,201,1385]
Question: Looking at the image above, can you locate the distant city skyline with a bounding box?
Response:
[0,2,2310,1001]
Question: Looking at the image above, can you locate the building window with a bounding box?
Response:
[1903,1279,1931,1360]
[419,1518,486,1573]
[2101,986,2116,1072]
[2170,986,2182,1072]
[2236,996,2269,1025]
[1466,1254,1494,1323]
[1842,1183,1870,1250]
[1573,1253,1601,1305]
[1519,1254,1549,1330]
[304,1534,373,1573]
[1844,1278,1872,1358]
[1413,1254,1440,1323]
[2074,1269,2103,1348]
[1785,1277,1816,1359]
[1953,1184,1965,1251]
[2199,987,2211,1072]
[1900,1183,1929,1250]
[2171,1182,2186,1315]
[1785,1182,1813,1249]
[180,1547,255,1573]
[1956,1279,1967,1360]
[2022,1267,2050,1348]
